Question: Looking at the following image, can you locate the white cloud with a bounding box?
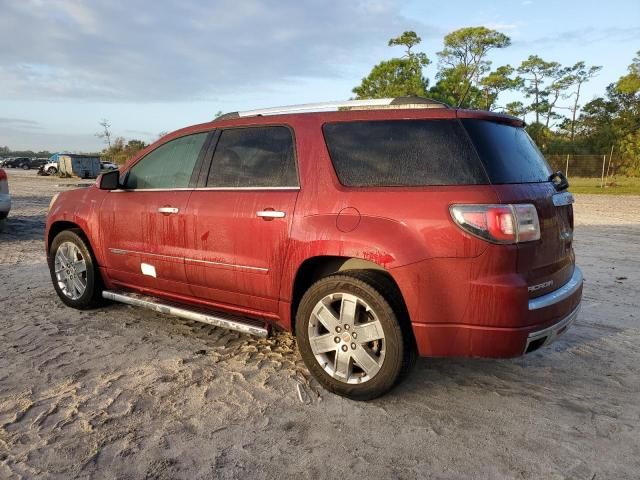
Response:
[483,23,520,33]
[0,0,431,102]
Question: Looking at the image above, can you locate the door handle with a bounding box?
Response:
[158,206,179,214]
[256,210,286,219]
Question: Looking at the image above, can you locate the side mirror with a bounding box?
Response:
[98,170,120,190]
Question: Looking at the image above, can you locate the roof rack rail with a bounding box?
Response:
[214,96,449,120]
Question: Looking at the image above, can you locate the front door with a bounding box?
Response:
[184,125,299,314]
[100,132,210,296]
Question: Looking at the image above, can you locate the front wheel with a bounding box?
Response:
[47,167,58,175]
[295,273,412,400]
[48,229,104,309]
[21,164,29,170]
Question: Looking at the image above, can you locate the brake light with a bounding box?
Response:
[0,169,7,194]
[450,204,540,244]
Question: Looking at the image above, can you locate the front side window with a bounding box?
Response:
[207,126,298,188]
[124,133,208,189]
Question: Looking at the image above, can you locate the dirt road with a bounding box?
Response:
[1,169,638,479]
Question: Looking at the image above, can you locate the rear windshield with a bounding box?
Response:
[323,119,552,187]
[323,120,486,186]
[461,119,552,184]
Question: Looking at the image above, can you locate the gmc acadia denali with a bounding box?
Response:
[46,97,583,400]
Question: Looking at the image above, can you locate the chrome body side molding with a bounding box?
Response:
[107,248,268,272]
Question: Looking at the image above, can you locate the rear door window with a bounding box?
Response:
[206,126,298,188]
[124,133,208,189]
[322,120,487,187]
[461,120,552,184]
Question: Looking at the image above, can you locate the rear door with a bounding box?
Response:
[100,132,210,296]
[462,119,575,298]
[184,125,299,313]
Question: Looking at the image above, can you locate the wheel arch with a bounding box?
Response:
[47,221,99,263]
[289,256,410,335]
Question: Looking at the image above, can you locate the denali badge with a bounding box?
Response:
[528,280,554,292]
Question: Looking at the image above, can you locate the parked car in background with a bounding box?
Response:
[3,157,32,169]
[29,158,47,169]
[45,97,582,400]
[43,159,59,175]
[0,168,11,232]
[100,161,118,170]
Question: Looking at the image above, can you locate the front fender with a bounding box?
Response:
[46,186,108,265]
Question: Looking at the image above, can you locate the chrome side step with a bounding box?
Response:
[102,290,269,337]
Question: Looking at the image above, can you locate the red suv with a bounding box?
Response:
[46,97,582,400]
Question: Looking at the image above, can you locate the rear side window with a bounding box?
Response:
[462,120,552,184]
[125,133,207,189]
[323,120,487,187]
[207,126,298,187]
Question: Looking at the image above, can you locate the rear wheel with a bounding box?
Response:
[47,167,58,175]
[48,229,104,309]
[296,273,412,400]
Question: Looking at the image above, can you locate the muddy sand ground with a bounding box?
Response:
[0,169,638,479]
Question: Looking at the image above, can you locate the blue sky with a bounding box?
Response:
[0,0,638,152]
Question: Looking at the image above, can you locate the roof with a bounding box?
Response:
[214,96,449,121]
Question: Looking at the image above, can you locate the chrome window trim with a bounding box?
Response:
[528,266,583,310]
[552,191,575,207]
[109,186,300,193]
[108,248,268,272]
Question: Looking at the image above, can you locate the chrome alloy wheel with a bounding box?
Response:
[54,241,88,300]
[308,292,386,384]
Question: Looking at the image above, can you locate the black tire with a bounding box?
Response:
[21,164,29,170]
[47,167,57,175]
[295,272,414,400]
[48,229,104,309]
[340,269,418,379]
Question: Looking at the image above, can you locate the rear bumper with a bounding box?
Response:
[528,266,583,310]
[524,303,580,354]
[405,265,583,358]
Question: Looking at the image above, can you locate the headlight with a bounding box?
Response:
[48,193,60,214]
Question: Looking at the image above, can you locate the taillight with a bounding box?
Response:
[450,204,540,244]
[0,169,7,194]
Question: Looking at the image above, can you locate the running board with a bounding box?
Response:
[102,290,269,337]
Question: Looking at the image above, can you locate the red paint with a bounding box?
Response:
[45,107,581,358]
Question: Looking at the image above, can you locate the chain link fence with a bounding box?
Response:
[546,154,627,180]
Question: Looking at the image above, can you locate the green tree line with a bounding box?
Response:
[353,28,640,176]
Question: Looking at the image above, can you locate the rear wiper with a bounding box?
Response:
[549,171,569,191]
